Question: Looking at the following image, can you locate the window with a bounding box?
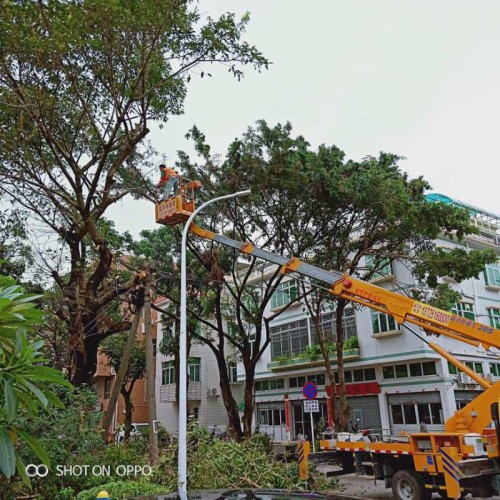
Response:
[364,368,376,381]
[383,366,395,379]
[465,361,483,374]
[152,339,157,355]
[452,302,475,321]
[418,403,443,425]
[365,255,393,280]
[488,308,500,329]
[422,361,437,376]
[313,310,357,343]
[256,378,284,392]
[104,378,111,399]
[188,357,201,382]
[485,263,500,287]
[162,361,175,385]
[491,363,500,377]
[190,407,199,421]
[448,362,458,375]
[228,362,238,383]
[353,369,364,382]
[391,402,443,425]
[271,280,298,309]
[371,311,398,334]
[270,319,308,359]
[384,362,436,379]
[257,408,286,426]
[410,363,423,377]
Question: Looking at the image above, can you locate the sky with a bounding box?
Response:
[109,0,500,237]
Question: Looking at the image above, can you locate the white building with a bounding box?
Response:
[248,193,500,441]
[155,298,244,433]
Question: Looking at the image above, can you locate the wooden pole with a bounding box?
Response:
[101,309,142,441]
[144,276,159,463]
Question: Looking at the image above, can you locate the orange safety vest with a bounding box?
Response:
[159,167,178,184]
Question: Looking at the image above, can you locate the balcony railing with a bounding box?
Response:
[159,382,202,402]
[267,347,361,371]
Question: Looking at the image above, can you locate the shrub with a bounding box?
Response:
[76,478,165,500]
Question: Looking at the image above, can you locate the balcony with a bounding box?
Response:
[159,382,202,402]
[267,338,360,372]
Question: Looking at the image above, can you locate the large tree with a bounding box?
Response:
[297,154,497,429]
[0,0,268,385]
[149,121,496,435]
[135,122,344,439]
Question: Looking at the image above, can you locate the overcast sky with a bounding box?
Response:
[109,0,500,237]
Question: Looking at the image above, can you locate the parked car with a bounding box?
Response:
[116,423,149,443]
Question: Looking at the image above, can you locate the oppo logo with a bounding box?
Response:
[25,464,49,478]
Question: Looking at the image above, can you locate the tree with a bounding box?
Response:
[0,209,32,279]
[133,122,335,439]
[159,121,496,434]
[294,151,497,429]
[100,332,146,440]
[0,0,268,385]
[0,275,71,488]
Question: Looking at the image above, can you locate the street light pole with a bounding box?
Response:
[178,190,251,497]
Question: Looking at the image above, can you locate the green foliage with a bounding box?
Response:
[76,478,164,500]
[0,210,32,279]
[0,0,268,387]
[0,275,70,487]
[11,387,103,497]
[414,247,497,288]
[100,332,146,386]
[343,336,359,350]
[412,283,462,312]
[149,423,335,492]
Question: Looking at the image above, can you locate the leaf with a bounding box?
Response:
[15,451,31,489]
[24,381,48,408]
[18,430,50,466]
[0,427,16,477]
[4,378,18,422]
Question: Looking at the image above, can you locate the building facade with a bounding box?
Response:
[249,194,500,441]
[155,297,244,434]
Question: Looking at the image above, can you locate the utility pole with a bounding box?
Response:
[144,274,159,463]
[102,302,143,441]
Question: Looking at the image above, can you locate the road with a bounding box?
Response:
[333,473,500,500]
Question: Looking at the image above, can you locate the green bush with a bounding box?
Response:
[76,478,165,500]
[343,336,359,350]
[151,423,336,492]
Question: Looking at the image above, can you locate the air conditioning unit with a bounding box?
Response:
[207,387,220,398]
[458,372,472,384]
[484,373,494,382]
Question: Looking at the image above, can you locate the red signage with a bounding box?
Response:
[325,381,380,397]
[156,198,177,220]
[284,394,290,433]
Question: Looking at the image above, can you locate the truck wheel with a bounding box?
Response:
[392,470,430,500]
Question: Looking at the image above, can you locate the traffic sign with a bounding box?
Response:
[304,400,320,413]
[302,381,318,400]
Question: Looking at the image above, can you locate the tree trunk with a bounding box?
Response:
[335,299,349,430]
[216,353,244,440]
[242,362,256,438]
[316,320,337,427]
[121,388,134,440]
